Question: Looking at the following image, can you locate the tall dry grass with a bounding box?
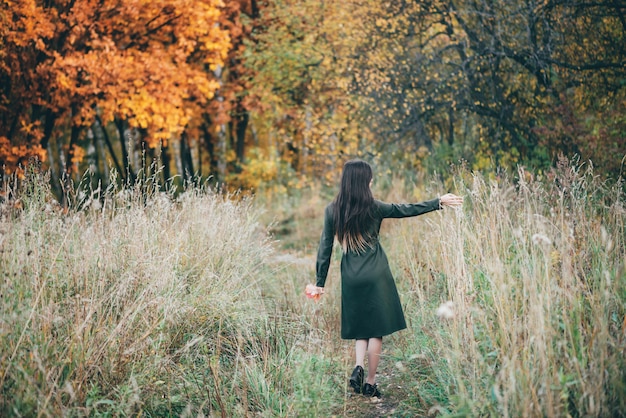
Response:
[2,160,624,417]
[0,170,342,417]
[389,161,625,417]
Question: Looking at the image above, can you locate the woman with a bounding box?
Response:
[312,159,463,398]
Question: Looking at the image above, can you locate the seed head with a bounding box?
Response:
[436,301,455,320]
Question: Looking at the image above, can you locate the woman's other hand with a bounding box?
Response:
[440,193,464,208]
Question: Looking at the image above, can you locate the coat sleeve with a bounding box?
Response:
[315,205,335,287]
[376,198,441,219]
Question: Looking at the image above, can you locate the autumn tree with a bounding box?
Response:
[0,0,231,194]
[240,0,370,187]
[243,0,624,184]
[347,0,626,175]
[196,0,259,184]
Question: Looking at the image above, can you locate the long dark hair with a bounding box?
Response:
[333,159,375,253]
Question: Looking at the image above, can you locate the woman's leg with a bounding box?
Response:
[350,339,368,393]
[365,337,382,385]
[355,339,367,367]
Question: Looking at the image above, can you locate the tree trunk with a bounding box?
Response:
[161,142,171,186]
[202,122,217,178]
[40,107,56,152]
[179,135,188,182]
[115,118,135,184]
[250,0,259,18]
[197,138,202,179]
[179,133,195,183]
[46,141,61,199]
[96,115,124,182]
[145,139,155,181]
[448,108,455,147]
[235,104,249,163]
[88,128,100,184]
[302,105,312,175]
[94,122,110,188]
[213,66,227,183]
[41,109,61,197]
[216,124,227,182]
[66,105,81,178]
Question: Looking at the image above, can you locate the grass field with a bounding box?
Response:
[1,162,624,417]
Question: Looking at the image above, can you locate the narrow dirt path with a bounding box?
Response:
[342,375,399,417]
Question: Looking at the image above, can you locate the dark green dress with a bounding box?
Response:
[315,198,441,340]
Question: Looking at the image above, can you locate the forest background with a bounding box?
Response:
[1,0,625,417]
[2,0,625,193]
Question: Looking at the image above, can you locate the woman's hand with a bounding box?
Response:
[305,284,325,301]
[439,193,464,208]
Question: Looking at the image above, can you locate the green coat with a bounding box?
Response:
[316,198,441,339]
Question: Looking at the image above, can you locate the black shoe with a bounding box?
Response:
[362,383,381,398]
[349,366,364,393]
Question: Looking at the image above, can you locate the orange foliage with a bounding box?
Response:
[0,136,46,176]
[1,0,231,173]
